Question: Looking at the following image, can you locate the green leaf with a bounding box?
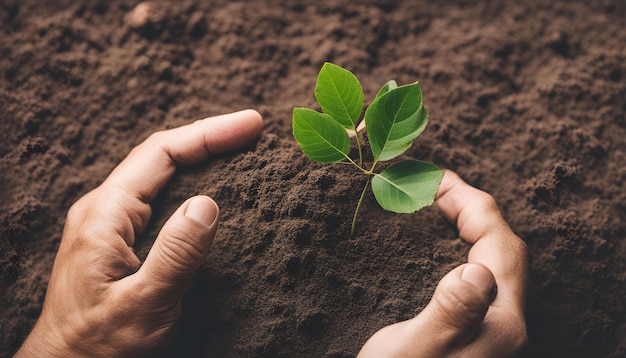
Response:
[365,82,428,162]
[315,62,364,129]
[375,80,398,98]
[292,107,351,163]
[371,160,444,213]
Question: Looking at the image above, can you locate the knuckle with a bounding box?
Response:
[65,194,106,248]
[128,131,167,158]
[67,194,94,223]
[475,191,500,215]
[66,188,107,227]
[145,130,168,147]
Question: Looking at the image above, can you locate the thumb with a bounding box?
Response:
[137,196,219,303]
[408,263,496,350]
[358,264,496,357]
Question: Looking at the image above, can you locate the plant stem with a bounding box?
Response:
[351,175,371,235]
[354,130,364,168]
[338,155,357,168]
[369,158,379,174]
[334,156,371,175]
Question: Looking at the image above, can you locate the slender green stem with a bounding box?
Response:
[339,155,359,168]
[334,156,371,175]
[351,175,371,235]
[369,157,379,174]
[354,130,364,168]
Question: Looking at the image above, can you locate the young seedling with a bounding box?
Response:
[293,62,444,235]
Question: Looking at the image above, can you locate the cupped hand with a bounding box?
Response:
[16,110,263,357]
[358,170,528,357]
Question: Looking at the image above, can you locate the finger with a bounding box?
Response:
[435,170,527,317]
[435,170,512,244]
[130,196,219,304]
[105,109,263,204]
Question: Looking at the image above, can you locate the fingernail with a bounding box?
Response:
[185,196,219,228]
[461,264,496,302]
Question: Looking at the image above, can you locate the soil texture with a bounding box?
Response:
[1,1,625,357]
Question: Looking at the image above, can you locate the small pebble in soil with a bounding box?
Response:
[126,2,154,29]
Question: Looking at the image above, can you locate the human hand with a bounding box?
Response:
[358,170,528,357]
[16,110,263,357]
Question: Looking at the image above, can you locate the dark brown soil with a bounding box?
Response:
[1,1,624,357]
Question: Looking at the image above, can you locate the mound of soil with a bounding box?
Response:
[1,1,624,357]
